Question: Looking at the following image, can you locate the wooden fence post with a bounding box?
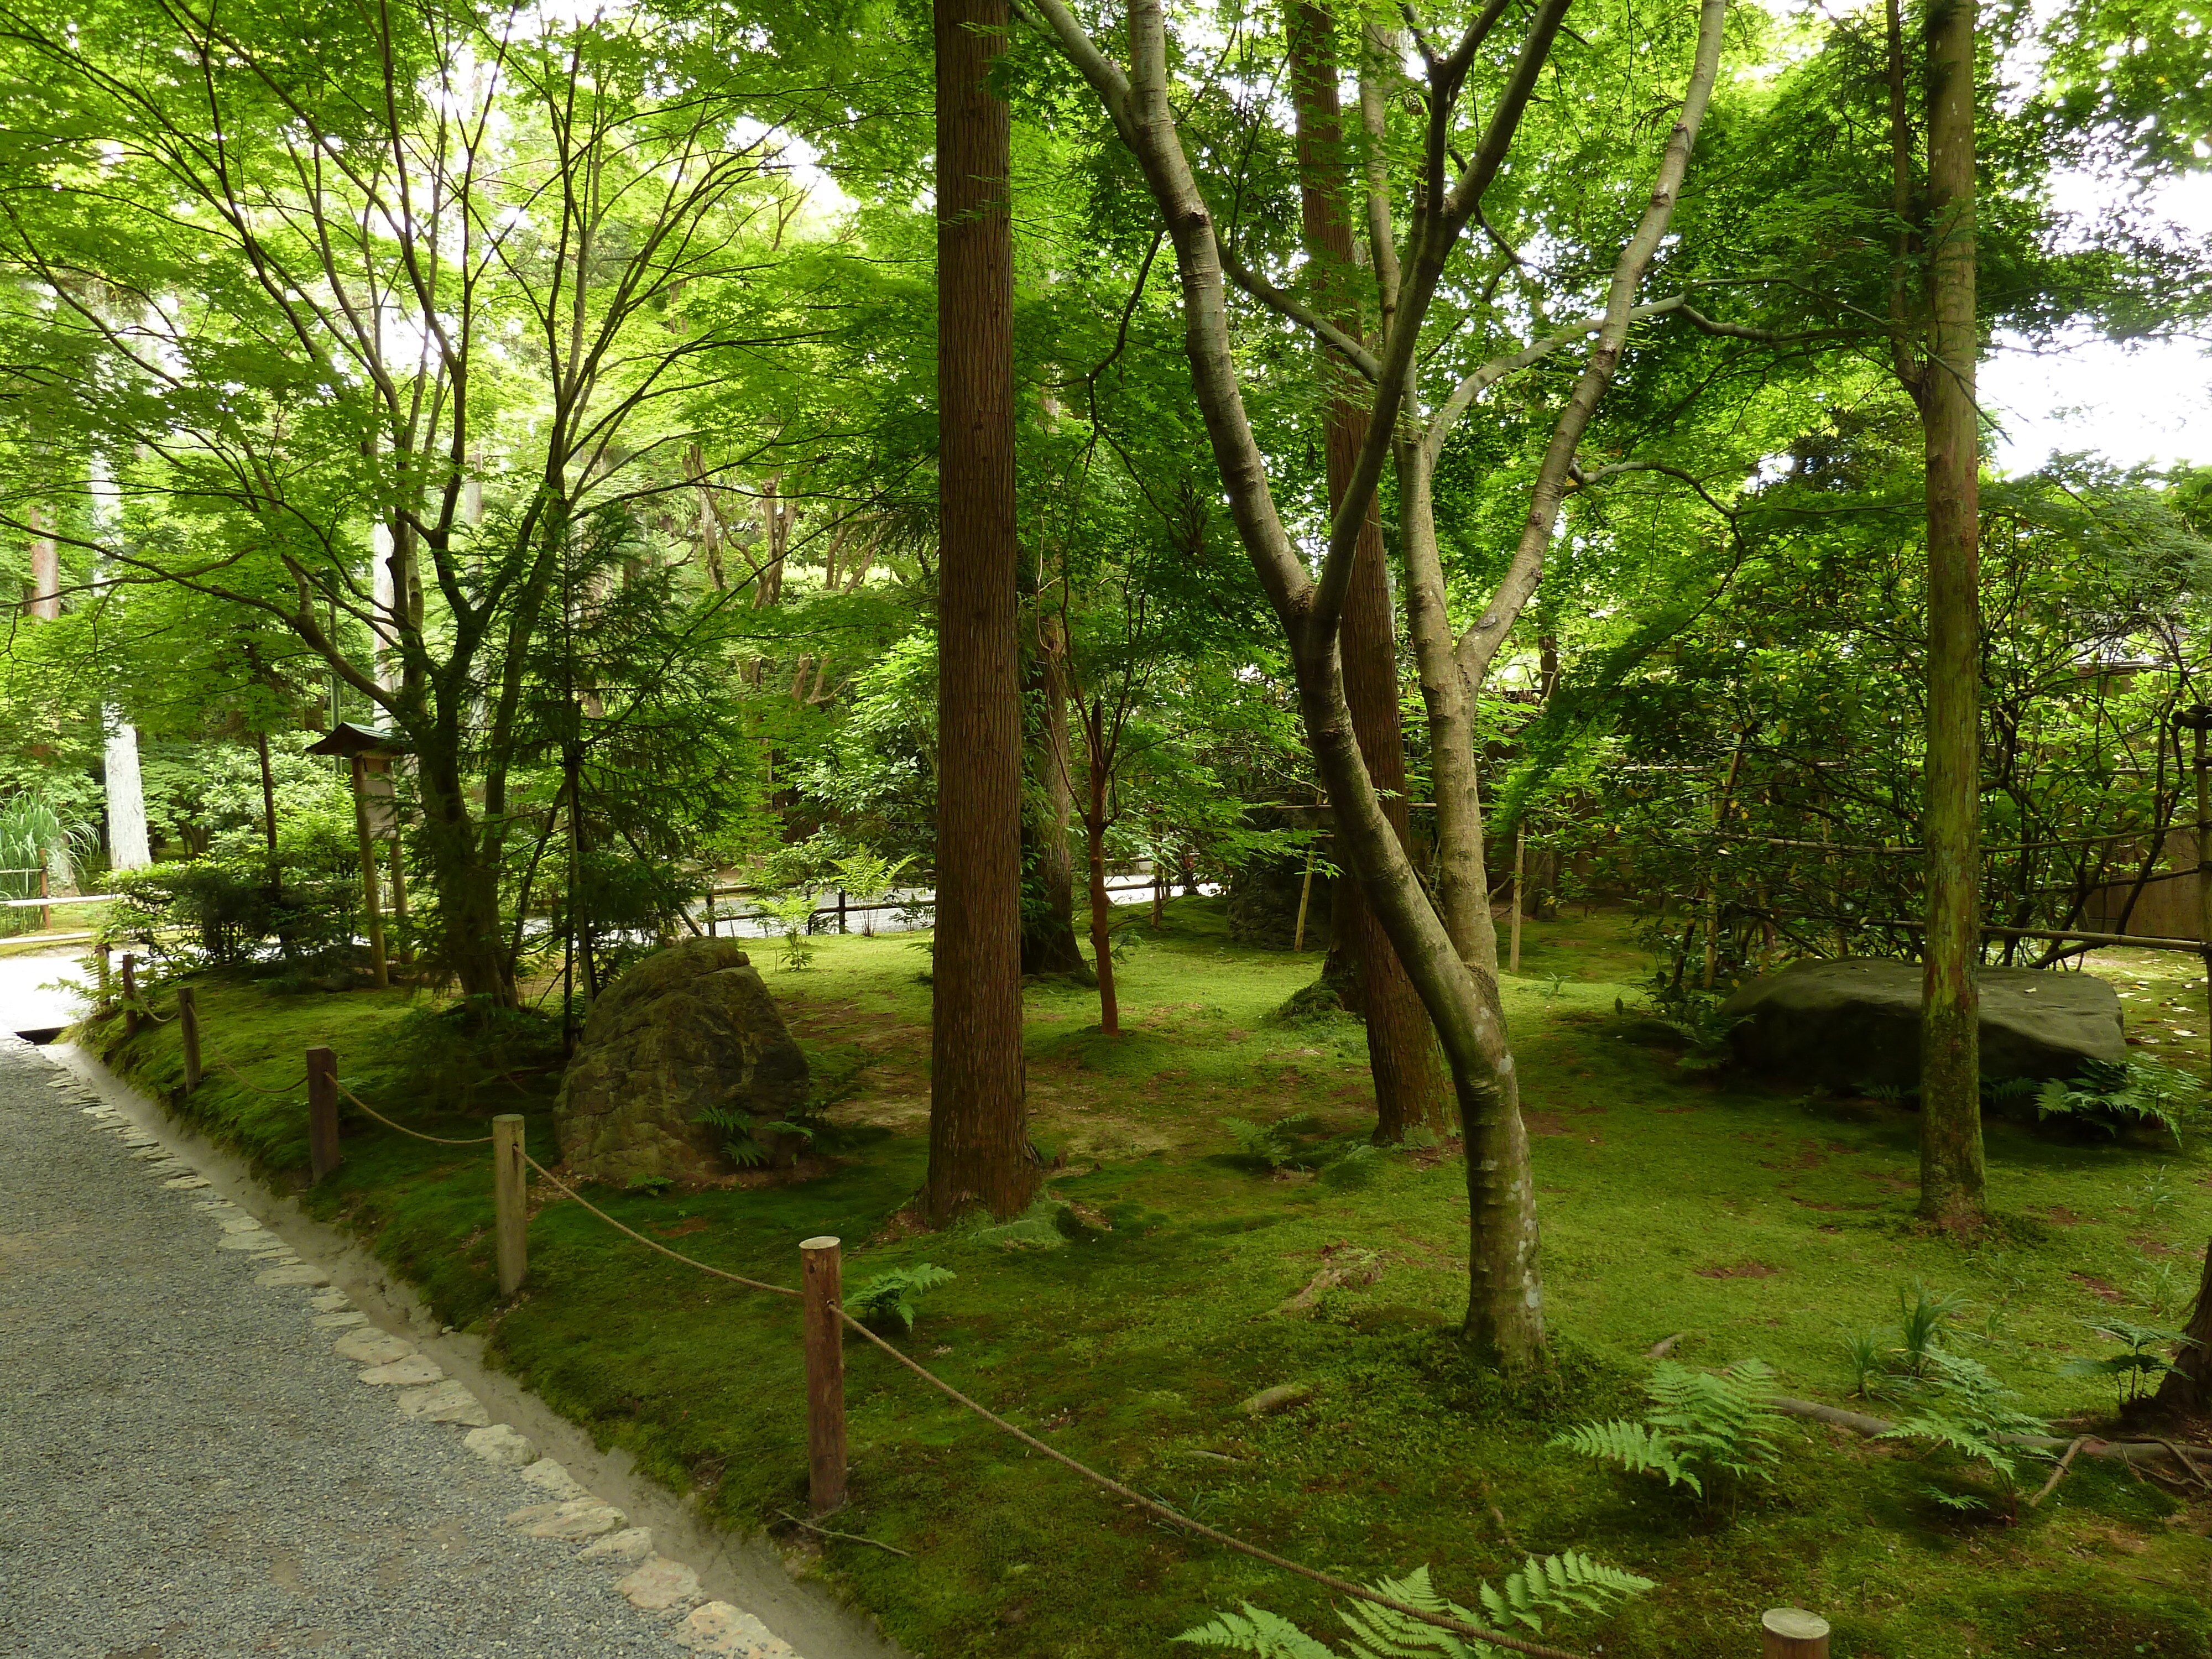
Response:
[121,953,140,1037]
[493,1114,528,1296]
[38,865,50,933]
[96,941,111,1006]
[836,890,848,935]
[178,988,201,1093]
[801,1234,848,1516]
[306,1045,341,1183]
[1761,1608,1829,1659]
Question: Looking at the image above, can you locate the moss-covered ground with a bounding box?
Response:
[88,901,2212,1658]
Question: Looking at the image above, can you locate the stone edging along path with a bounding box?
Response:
[39,1039,909,1659]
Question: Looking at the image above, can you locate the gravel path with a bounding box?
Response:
[0,1036,792,1659]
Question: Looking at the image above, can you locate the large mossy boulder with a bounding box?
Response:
[555,938,810,1186]
[1720,957,2125,1092]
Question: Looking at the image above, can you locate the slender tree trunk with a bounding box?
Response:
[1288,1,1450,1139]
[254,731,280,892]
[1082,707,1120,1034]
[1022,617,1089,976]
[927,0,1037,1224]
[1917,0,1986,1225]
[25,502,59,620]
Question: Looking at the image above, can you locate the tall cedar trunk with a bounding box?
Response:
[1021,619,1089,975]
[926,0,1038,1224]
[2152,1235,2212,1416]
[1917,0,1987,1224]
[1082,705,1120,1033]
[1288,1,1450,1139]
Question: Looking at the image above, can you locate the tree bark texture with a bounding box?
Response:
[1917,0,1987,1224]
[25,502,59,620]
[1288,0,1452,1140]
[927,0,1037,1224]
[2152,1235,2212,1417]
[1081,702,1121,1034]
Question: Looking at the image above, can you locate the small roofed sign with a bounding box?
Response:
[305,723,409,837]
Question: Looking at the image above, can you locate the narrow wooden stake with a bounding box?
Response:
[1509,832,1526,975]
[801,1235,848,1516]
[492,1114,528,1296]
[306,1045,341,1183]
[37,864,49,933]
[837,889,848,935]
[121,952,140,1037]
[1761,1608,1830,1659]
[96,941,111,1006]
[178,987,202,1093]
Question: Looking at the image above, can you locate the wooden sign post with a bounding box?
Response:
[801,1235,848,1516]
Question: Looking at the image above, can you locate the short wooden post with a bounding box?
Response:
[96,941,111,1006]
[1761,1608,1830,1659]
[801,1234,848,1516]
[178,987,202,1093]
[37,864,50,933]
[836,889,848,935]
[493,1114,528,1296]
[306,1045,341,1182]
[121,952,140,1037]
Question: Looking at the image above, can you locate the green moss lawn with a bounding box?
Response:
[90,902,2212,1658]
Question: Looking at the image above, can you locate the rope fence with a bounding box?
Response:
[112,977,1847,1658]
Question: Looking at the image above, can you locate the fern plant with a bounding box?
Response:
[2033,1058,2195,1144]
[846,1263,955,1334]
[2060,1317,2199,1411]
[1223,1113,1324,1172]
[1176,1557,1655,1658]
[1879,1348,2050,1515]
[1552,1359,1782,1500]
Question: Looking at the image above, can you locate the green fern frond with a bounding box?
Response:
[1175,1606,1338,1657]
[1548,1421,1702,1494]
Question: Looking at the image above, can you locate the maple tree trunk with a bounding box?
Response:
[1287,1,1451,1140]
[1918,0,1986,1225]
[2153,1237,2212,1416]
[926,0,1037,1223]
[1021,628,1089,976]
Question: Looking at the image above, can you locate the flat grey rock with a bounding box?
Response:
[216,1232,275,1251]
[618,1556,702,1613]
[580,1527,656,1567]
[216,1214,265,1234]
[510,1498,628,1541]
[398,1380,489,1427]
[333,1331,415,1366]
[312,1310,370,1330]
[1721,957,2126,1089]
[359,1354,444,1387]
[519,1459,587,1500]
[253,1264,330,1287]
[675,1603,798,1656]
[306,1290,349,1310]
[464,1423,539,1468]
[161,1175,210,1190]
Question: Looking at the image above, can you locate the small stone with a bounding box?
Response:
[216,1215,265,1234]
[306,1291,349,1310]
[672,1602,797,1656]
[359,1355,444,1387]
[163,1176,210,1190]
[129,1146,173,1160]
[216,1233,275,1251]
[463,1425,538,1468]
[312,1311,369,1331]
[1240,1383,1313,1416]
[121,1134,159,1147]
[255,1265,331,1287]
[398,1380,489,1426]
[578,1527,653,1566]
[510,1499,627,1541]
[333,1331,415,1366]
[518,1459,586,1501]
[616,1556,701,1613]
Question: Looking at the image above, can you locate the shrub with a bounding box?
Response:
[103,852,363,984]
[1552,1358,1783,1500]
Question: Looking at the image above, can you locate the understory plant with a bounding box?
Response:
[1984,1058,2199,1144]
[1176,1556,1655,1658]
[1222,1112,1324,1172]
[2061,1317,2200,1413]
[1878,1349,2051,1516]
[1552,1359,1782,1501]
[846,1264,954,1334]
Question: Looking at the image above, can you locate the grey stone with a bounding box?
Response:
[312,1311,369,1330]
[333,1331,415,1366]
[397,1380,489,1427]
[161,1175,210,1190]
[463,1424,538,1468]
[306,1290,349,1310]
[674,1602,797,1656]
[616,1556,701,1613]
[1721,957,2127,1091]
[578,1526,654,1566]
[216,1215,265,1234]
[518,1459,586,1501]
[216,1232,274,1251]
[253,1264,330,1287]
[359,1355,444,1387]
[553,938,809,1186]
[509,1498,626,1541]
